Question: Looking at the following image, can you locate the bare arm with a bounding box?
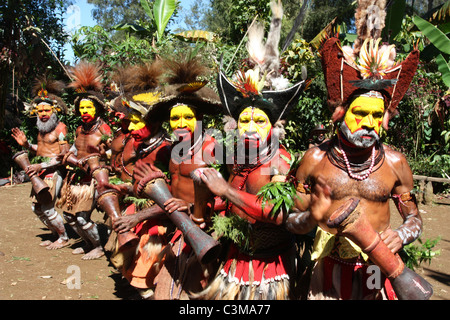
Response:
[199,168,284,225]
[113,205,165,233]
[286,175,332,234]
[381,149,422,253]
[287,148,331,234]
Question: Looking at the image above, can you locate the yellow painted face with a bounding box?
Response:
[169,104,197,133]
[127,113,146,132]
[238,107,272,141]
[36,103,54,119]
[344,96,385,135]
[79,99,96,121]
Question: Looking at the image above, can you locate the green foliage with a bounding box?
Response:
[30,155,51,165]
[153,0,177,42]
[283,90,330,152]
[210,213,252,251]
[88,0,150,32]
[256,181,298,218]
[400,237,441,270]
[383,0,406,41]
[413,15,450,55]
[385,15,448,170]
[255,153,301,218]
[123,196,150,210]
[108,176,125,185]
[71,25,157,70]
[0,0,72,133]
[435,54,450,88]
[282,39,315,82]
[387,61,447,161]
[301,0,355,42]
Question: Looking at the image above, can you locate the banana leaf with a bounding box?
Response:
[383,0,406,41]
[153,0,177,42]
[413,15,450,55]
[439,22,450,34]
[113,23,149,33]
[139,0,154,20]
[436,54,450,88]
[429,0,450,25]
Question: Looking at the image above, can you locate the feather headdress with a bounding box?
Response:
[148,56,222,123]
[320,0,420,128]
[69,60,106,116]
[246,0,284,87]
[217,0,306,124]
[117,60,164,120]
[30,74,68,116]
[69,61,103,93]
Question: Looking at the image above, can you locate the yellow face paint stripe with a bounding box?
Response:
[344,96,384,134]
[238,107,272,141]
[127,113,146,131]
[169,104,197,133]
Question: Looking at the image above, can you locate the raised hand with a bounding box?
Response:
[310,175,332,223]
[11,128,28,148]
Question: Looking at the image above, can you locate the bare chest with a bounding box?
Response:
[230,167,272,195]
[75,130,103,157]
[36,132,60,157]
[316,160,394,202]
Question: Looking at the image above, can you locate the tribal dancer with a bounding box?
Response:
[57,61,112,260]
[149,56,222,299]
[286,0,425,300]
[106,61,172,298]
[193,0,307,300]
[114,56,223,299]
[106,68,132,179]
[11,75,70,249]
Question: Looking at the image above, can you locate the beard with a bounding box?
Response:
[340,121,379,148]
[37,113,59,134]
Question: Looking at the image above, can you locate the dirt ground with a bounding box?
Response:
[0,182,449,300]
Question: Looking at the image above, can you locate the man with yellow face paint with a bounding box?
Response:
[287,19,426,299]
[57,61,113,260]
[169,103,198,142]
[11,75,70,250]
[100,61,172,299]
[238,106,272,141]
[195,17,307,298]
[117,57,223,300]
[340,94,385,148]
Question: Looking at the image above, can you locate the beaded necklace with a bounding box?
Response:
[338,140,376,181]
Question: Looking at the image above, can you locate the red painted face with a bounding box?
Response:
[131,124,152,143]
[79,99,97,123]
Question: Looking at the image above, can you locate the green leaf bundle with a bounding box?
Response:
[256,181,299,219]
[210,214,252,252]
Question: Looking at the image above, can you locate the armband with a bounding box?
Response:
[296,183,310,194]
[391,191,417,216]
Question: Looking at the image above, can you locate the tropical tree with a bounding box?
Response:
[88,0,149,32]
[0,0,72,130]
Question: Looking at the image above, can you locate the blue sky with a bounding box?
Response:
[63,0,196,64]
[63,0,96,63]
